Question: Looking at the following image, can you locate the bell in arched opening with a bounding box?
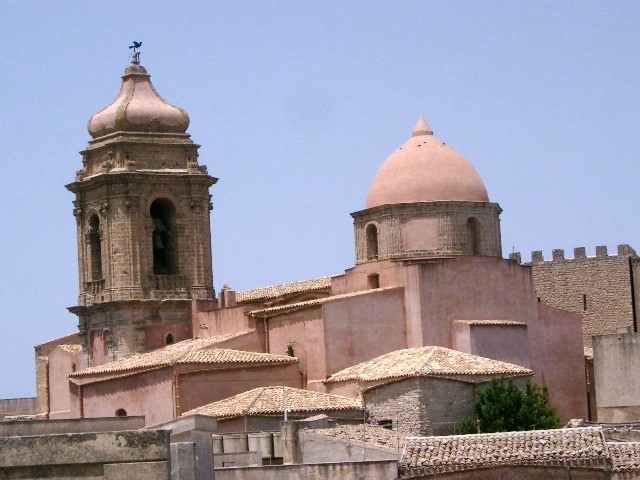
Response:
[150,198,178,275]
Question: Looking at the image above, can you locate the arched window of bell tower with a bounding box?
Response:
[150,198,178,275]
[88,214,102,280]
[366,224,379,260]
[466,217,480,255]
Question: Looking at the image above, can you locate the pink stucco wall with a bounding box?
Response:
[48,347,82,419]
[410,257,585,420]
[205,330,263,353]
[35,333,80,357]
[74,363,302,426]
[176,363,302,414]
[192,301,255,337]
[415,257,538,348]
[333,260,404,295]
[267,307,327,383]
[77,368,174,426]
[269,289,407,390]
[322,287,406,378]
[328,256,585,420]
[451,322,530,368]
[145,322,192,350]
[531,304,587,422]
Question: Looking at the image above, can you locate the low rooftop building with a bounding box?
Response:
[326,346,532,436]
[183,386,363,433]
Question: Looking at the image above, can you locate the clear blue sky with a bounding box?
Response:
[1,1,638,399]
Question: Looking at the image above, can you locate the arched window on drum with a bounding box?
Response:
[466,218,480,255]
[366,224,379,260]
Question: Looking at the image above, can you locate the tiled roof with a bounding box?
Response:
[326,346,532,383]
[608,442,640,471]
[400,427,609,476]
[236,277,332,303]
[70,332,289,378]
[182,386,362,420]
[175,349,296,365]
[454,320,526,326]
[58,344,83,353]
[249,286,403,318]
[311,424,405,451]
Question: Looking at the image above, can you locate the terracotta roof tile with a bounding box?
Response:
[608,442,640,471]
[453,320,526,326]
[69,332,285,378]
[312,424,405,451]
[236,277,332,303]
[58,344,83,353]
[249,286,402,318]
[326,346,532,383]
[182,386,362,420]
[400,427,609,475]
[176,349,296,365]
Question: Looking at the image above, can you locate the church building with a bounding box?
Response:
[35,53,588,428]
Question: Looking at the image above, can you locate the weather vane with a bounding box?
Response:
[128,41,142,65]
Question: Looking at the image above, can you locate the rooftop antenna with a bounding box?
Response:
[283,384,288,422]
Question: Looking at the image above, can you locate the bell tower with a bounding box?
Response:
[67,52,216,367]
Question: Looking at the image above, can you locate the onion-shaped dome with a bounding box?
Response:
[366,117,489,208]
[87,56,189,138]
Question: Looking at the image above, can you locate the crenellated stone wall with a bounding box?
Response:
[510,244,639,348]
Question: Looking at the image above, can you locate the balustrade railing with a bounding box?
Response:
[151,275,188,291]
[84,279,105,295]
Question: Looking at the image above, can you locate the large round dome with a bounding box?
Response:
[366,117,489,209]
[87,58,189,139]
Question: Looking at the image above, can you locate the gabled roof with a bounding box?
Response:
[69,332,294,380]
[248,286,402,318]
[400,427,609,475]
[326,346,532,383]
[236,276,332,304]
[182,386,362,420]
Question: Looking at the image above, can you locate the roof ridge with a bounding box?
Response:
[416,346,437,375]
[244,387,268,416]
[249,285,403,317]
[237,276,332,294]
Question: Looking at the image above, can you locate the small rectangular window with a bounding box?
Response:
[378,419,393,430]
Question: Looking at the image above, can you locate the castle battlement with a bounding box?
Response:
[509,244,637,265]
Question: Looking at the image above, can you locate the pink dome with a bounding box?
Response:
[88,58,189,139]
[366,117,489,209]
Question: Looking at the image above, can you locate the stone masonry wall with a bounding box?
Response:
[352,201,502,264]
[0,429,170,480]
[510,245,638,348]
[365,377,474,436]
